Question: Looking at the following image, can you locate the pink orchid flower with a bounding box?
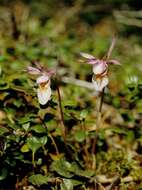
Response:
[27,62,55,105]
[80,52,120,75]
[80,39,120,91]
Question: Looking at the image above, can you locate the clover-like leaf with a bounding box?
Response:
[27,136,42,153]
[31,125,46,133]
[28,174,49,186]
[51,158,74,178]
[74,130,86,142]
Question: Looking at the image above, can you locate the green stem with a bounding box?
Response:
[39,116,59,155]
[91,88,105,168]
[56,84,66,143]
[48,133,59,155]
[32,152,36,168]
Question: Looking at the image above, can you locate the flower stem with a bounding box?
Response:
[32,152,36,168]
[39,116,59,155]
[48,133,59,155]
[39,116,60,155]
[56,84,66,143]
[91,88,105,168]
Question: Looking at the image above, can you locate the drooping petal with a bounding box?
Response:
[107,59,121,65]
[80,52,96,60]
[27,66,41,75]
[92,75,109,91]
[93,61,108,75]
[37,82,51,105]
[36,75,49,84]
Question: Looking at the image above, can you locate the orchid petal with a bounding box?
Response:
[46,69,56,77]
[80,52,96,60]
[92,75,109,91]
[27,66,41,75]
[106,38,116,59]
[88,59,99,65]
[108,59,121,65]
[37,82,51,105]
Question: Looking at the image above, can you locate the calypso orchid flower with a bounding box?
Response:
[80,39,120,91]
[26,61,56,105]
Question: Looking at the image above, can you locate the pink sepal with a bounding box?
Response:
[108,59,120,65]
[27,66,41,75]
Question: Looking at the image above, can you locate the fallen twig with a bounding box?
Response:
[106,175,120,190]
[62,76,94,90]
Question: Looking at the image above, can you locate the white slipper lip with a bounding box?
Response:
[92,75,109,91]
[37,82,51,105]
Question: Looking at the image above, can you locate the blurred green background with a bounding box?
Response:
[0,0,142,189]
